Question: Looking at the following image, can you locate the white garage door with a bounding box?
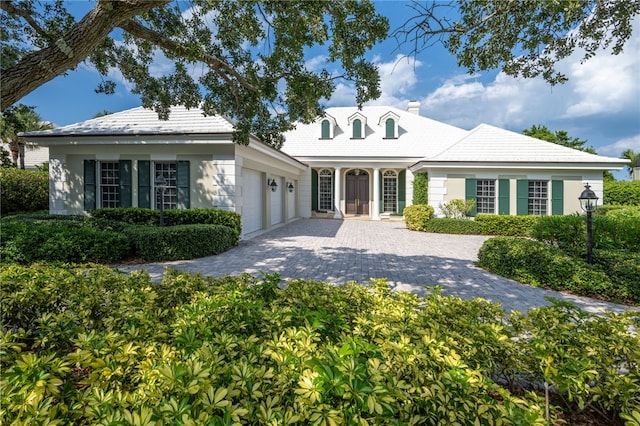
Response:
[242,169,263,234]
[270,176,283,225]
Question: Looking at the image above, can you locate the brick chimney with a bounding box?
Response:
[407,101,420,115]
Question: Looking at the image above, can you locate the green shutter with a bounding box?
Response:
[177,160,190,209]
[311,170,318,210]
[516,180,529,215]
[465,178,477,216]
[353,119,361,138]
[321,120,330,138]
[119,160,132,208]
[138,160,151,208]
[84,160,96,211]
[398,170,406,213]
[552,180,564,215]
[385,118,394,138]
[498,179,510,214]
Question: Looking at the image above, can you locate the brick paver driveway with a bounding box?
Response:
[119,218,636,314]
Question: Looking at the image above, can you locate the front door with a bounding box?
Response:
[345,169,369,215]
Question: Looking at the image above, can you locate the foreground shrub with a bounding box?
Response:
[402,204,434,231]
[0,168,48,214]
[1,265,638,425]
[421,217,482,234]
[477,237,638,304]
[476,214,540,236]
[604,180,640,205]
[125,224,238,261]
[0,221,130,263]
[91,207,242,239]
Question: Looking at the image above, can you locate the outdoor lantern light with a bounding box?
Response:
[268,178,278,192]
[155,174,167,227]
[578,183,598,264]
[287,182,294,192]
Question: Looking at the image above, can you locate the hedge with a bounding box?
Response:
[125,224,238,261]
[91,207,242,240]
[477,237,639,304]
[603,180,640,205]
[1,265,638,425]
[421,217,482,234]
[0,221,130,264]
[475,214,540,236]
[0,168,48,214]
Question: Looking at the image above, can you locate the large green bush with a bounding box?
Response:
[475,214,540,236]
[91,207,242,240]
[0,168,48,214]
[477,237,639,304]
[1,265,638,425]
[402,204,434,231]
[0,221,130,264]
[421,217,482,234]
[125,224,238,261]
[604,180,640,205]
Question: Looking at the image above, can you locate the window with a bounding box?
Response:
[321,120,331,139]
[528,180,548,215]
[99,162,120,208]
[352,119,362,139]
[476,179,496,214]
[383,170,398,212]
[318,169,333,211]
[155,162,177,210]
[385,118,395,138]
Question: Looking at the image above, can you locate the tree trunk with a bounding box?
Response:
[19,143,25,169]
[1,0,167,110]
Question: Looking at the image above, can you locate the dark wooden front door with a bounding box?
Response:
[345,170,369,214]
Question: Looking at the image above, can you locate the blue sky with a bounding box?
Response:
[19,1,640,177]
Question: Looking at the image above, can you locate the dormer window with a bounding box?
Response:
[348,112,367,139]
[378,111,400,139]
[319,114,336,139]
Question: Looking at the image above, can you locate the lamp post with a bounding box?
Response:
[155,174,166,227]
[578,183,598,264]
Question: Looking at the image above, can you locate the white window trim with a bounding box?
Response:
[98,160,120,209]
[476,179,497,215]
[528,179,550,216]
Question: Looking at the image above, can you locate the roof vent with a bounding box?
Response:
[407,101,420,115]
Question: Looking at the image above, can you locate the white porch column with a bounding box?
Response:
[333,167,342,218]
[372,167,380,220]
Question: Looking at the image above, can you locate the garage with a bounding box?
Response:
[241,169,263,234]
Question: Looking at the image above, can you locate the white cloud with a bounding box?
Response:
[599,134,640,156]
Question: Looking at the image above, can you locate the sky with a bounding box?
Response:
[17,1,640,179]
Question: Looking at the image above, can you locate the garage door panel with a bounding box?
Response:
[242,169,262,234]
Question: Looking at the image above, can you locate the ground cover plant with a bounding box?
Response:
[1,264,639,425]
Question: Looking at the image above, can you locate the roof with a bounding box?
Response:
[280,106,468,158]
[422,123,626,165]
[22,105,236,137]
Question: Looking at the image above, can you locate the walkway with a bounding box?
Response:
[118,218,636,315]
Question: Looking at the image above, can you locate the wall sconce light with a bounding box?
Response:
[287,182,294,192]
[268,178,278,192]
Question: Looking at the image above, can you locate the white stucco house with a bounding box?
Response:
[23,101,626,238]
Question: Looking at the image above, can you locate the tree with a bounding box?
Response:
[93,110,114,118]
[522,124,596,153]
[394,1,639,85]
[1,0,389,148]
[621,149,640,177]
[0,104,53,169]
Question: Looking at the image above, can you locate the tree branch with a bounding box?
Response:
[0,0,50,40]
[118,18,259,93]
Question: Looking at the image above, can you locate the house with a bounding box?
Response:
[24,102,626,238]
[1,142,49,170]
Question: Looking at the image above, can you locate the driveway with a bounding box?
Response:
[119,218,636,314]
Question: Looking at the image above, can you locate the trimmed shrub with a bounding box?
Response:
[593,249,640,302]
[477,237,637,304]
[0,168,48,214]
[125,224,238,261]
[0,221,130,264]
[440,198,475,218]
[595,204,640,218]
[604,180,640,205]
[476,214,540,236]
[593,215,640,253]
[91,207,242,239]
[412,172,428,205]
[421,217,482,234]
[402,204,434,231]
